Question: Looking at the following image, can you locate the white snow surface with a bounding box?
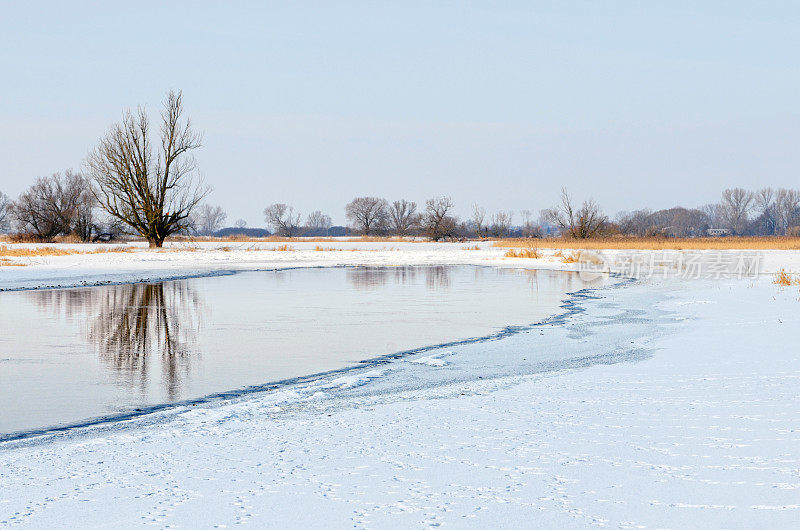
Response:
[1,240,797,291]
[2,242,800,528]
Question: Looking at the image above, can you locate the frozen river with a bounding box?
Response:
[0,265,600,437]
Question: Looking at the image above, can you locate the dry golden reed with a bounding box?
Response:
[560,251,581,263]
[494,236,800,251]
[0,245,134,259]
[774,269,799,287]
[504,247,542,259]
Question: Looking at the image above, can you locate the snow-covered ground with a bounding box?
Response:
[2,242,800,527]
[1,240,797,290]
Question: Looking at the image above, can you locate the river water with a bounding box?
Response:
[0,265,599,435]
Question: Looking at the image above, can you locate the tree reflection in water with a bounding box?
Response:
[346,266,450,290]
[29,281,204,398]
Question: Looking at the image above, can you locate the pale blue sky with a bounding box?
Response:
[1,1,798,225]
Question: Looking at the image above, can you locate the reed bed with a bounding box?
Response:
[0,245,133,259]
[494,237,800,251]
[504,247,541,259]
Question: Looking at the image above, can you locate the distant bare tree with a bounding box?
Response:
[752,188,777,235]
[701,203,723,228]
[388,199,418,236]
[345,197,388,235]
[264,203,302,236]
[193,204,227,235]
[520,209,539,238]
[0,191,9,232]
[719,188,754,235]
[615,209,653,236]
[471,204,486,238]
[670,208,710,237]
[10,171,95,241]
[234,218,247,229]
[755,188,775,214]
[542,188,607,238]
[306,210,332,234]
[73,181,96,242]
[774,188,800,235]
[86,90,207,248]
[422,196,458,241]
[490,211,513,237]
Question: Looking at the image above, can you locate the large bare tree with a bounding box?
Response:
[422,196,458,241]
[345,196,388,235]
[86,90,206,247]
[10,171,94,241]
[264,203,302,236]
[542,188,607,238]
[388,199,418,236]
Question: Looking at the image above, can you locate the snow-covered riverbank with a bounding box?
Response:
[1,240,799,290]
[2,243,799,527]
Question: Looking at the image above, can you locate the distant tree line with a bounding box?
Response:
[5,181,800,242]
[613,187,800,238]
[2,91,800,242]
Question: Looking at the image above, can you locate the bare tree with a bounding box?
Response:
[388,199,418,236]
[86,90,207,248]
[520,209,540,238]
[755,187,775,214]
[306,210,332,235]
[73,181,96,242]
[264,203,302,236]
[193,204,227,235]
[701,203,723,228]
[719,188,754,235]
[471,204,486,238]
[615,209,654,236]
[490,211,513,237]
[752,188,776,235]
[234,218,247,229]
[10,171,94,241]
[542,188,607,238]
[422,196,458,241]
[345,197,388,235]
[774,188,800,235]
[0,191,9,232]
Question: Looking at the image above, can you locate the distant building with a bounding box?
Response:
[706,228,731,237]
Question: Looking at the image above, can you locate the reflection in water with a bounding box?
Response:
[29,282,204,398]
[347,265,600,294]
[4,266,609,436]
[347,266,450,290]
[425,266,450,290]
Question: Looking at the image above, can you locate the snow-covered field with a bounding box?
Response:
[2,242,800,527]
